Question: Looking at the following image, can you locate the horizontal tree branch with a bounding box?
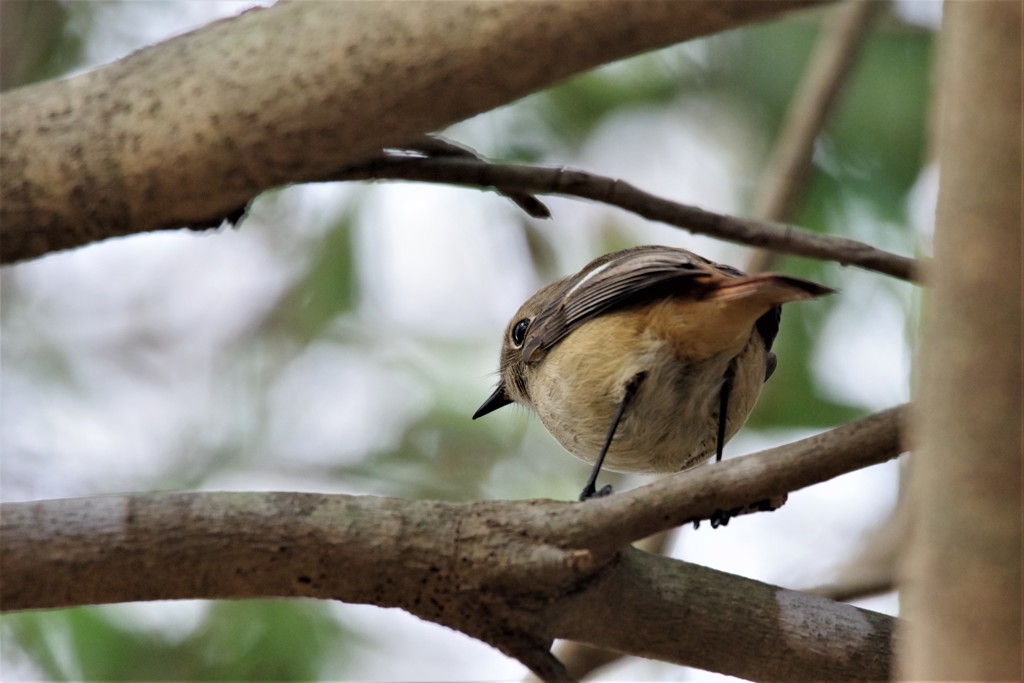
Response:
[0,0,824,263]
[335,154,921,282]
[1,405,904,681]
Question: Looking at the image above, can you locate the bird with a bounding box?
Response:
[473,245,833,501]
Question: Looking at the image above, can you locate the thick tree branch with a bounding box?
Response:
[335,156,920,282]
[555,548,893,683]
[901,1,1023,678]
[536,529,676,682]
[2,406,903,681]
[0,0,824,264]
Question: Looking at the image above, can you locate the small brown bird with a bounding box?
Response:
[473,245,832,500]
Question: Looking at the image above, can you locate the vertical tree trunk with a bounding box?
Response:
[901,1,1022,679]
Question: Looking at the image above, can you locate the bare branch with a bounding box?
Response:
[806,500,907,603]
[745,0,883,273]
[0,498,893,682]
[579,404,905,552]
[0,0,825,263]
[335,156,921,282]
[555,547,893,682]
[2,406,903,680]
[807,570,895,603]
[536,530,677,682]
[401,135,551,218]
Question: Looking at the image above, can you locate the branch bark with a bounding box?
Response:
[555,547,893,683]
[0,0,824,264]
[900,0,1023,679]
[2,406,904,681]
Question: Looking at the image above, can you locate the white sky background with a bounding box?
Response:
[0,2,939,681]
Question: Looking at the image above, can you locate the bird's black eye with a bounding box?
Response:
[510,318,530,348]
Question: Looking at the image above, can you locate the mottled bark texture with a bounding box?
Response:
[0,0,821,263]
[3,407,903,681]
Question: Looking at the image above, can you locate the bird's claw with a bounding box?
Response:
[579,483,614,501]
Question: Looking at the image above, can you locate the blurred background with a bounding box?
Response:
[1,1,936,680]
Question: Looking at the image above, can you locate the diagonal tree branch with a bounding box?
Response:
[554,547,894,683]
[334,155,921,282]
[574,404,905,552]
[1,405,904,681]
[0,0,825,264]
[745,0,883,274]
[535,528,675,683]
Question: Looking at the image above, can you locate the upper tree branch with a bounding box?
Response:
[0,0,824,264]
[335,154,920,282]
[1,406,903,681]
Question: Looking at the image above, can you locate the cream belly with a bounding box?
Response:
[526,310,768,474]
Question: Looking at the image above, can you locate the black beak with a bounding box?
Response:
[472,382,513,419]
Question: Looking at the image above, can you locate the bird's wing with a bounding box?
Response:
[522,246,736,361]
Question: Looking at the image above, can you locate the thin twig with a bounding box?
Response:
[399,135,551,218]
[746,0,884,273]
[807,571,896,602]
[806,496,907,603]
[335,156,921,282]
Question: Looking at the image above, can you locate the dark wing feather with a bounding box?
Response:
[522,247,728,361]
[754,306,782,351]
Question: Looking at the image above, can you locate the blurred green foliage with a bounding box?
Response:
[275,208,361,343]
[2,601,346,681]
[3,2,929,680]
[0,1,85,91]
[536,54,685,147]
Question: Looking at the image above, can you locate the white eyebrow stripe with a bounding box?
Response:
[565,260,616,298]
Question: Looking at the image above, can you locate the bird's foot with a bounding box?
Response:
[579,483,614,501]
